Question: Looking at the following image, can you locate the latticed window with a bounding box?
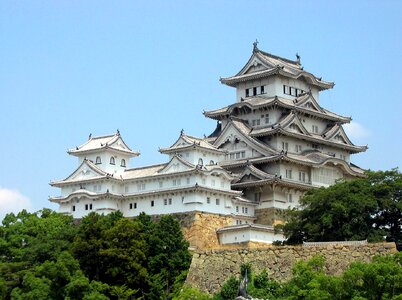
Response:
[120,159,126,167]
[95,156,102,164]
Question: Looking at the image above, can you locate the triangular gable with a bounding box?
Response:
[237,165,273,183]
[234,52,275,77]
[325,125,355,146]
[157,155,195,174]
[295,94,325,114]
[63,160,107,182]
[171,136,192,148]
[213,120,276,157]
[108,136,134,152]
[281,113,311,136]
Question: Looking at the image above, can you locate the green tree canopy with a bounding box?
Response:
[281,169,402,248]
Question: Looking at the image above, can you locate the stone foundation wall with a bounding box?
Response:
[151,211,233,249]
[255,207,278,225]
[186,242,397,294]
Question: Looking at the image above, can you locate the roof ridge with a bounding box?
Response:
[257,49,300,66]
[125,163,167,171]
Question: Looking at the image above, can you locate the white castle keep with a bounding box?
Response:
[50,44,367,245]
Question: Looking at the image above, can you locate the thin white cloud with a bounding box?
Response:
[0,187,33,221]
[343,122,370,140]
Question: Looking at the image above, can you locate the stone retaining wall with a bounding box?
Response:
[186,242,397,294]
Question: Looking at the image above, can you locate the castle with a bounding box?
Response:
[50,44,367,247]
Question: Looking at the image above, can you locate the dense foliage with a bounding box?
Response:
[178,253,402,300]
[0,209,191,299]
[280,169,402,248]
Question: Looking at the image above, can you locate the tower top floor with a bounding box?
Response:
[220,43,334,103]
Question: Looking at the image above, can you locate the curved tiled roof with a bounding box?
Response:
[220,49,334,90]
[204,94,350,123]
[68,132,139,156]
[159,131,225,154]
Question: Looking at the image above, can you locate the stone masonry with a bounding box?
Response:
[185,242,397,294]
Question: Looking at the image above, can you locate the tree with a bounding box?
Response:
[72,211,123,281]
[147,215,191,299]
[281,169,402,248]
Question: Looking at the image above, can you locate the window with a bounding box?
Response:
[137,183,146,191]
[340,154,346,160]
[252,119,260,126]
[312,125,319,134]
[242,207,245,213]
[95,156,101,164]
[236,206,239,213]
[198,158,203,166]
[120,159,126,167]
[264,114,269,124]
[299,171,307,182]
[130,203,133,209]
[110,157,115,165]
[72,205,75,212]
[216,198,220,205]
[282,142,289,151]
[254,192,261,202]
[89,204,92,210]
[207,197,211,204]
[85,204,88,210]
[253,87,257,96]
[287,194,293,203]
[245,89,250,97]
[168,198,172,205]
[286,169,292,179]
[134,203,137,209]
[295,145,302,153]
[164,199,168,205]
[151,200,154,207]
[260,85,265,94]
[172,179,181,186]
[283,85,304,97]
[245,207,248,214]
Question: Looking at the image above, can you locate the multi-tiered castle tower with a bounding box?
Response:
[50,44,367,247]
[204,43,367,225]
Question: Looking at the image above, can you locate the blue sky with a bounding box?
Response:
[1,1,401,217]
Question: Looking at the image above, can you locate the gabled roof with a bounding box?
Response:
[50,159,112,186]
[250,113,367,153]
[157,155,195,174]
[159,131,225,154]
[213,118,278,156]
[122,155,236,181]
[68,132,140,157]
[204,94,351,123]
[220,47,334,91]
[220,151,366,177]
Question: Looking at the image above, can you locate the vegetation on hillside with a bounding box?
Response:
[279,169,402,249]
[0,210,191,299]
[178,253,402,300]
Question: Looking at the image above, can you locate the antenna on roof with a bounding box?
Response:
[296,52,301,65]
[88,133,92,140]
[253,39,259,53]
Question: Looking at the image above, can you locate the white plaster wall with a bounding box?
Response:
[219,228,285,244]
[77,152,132,174]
